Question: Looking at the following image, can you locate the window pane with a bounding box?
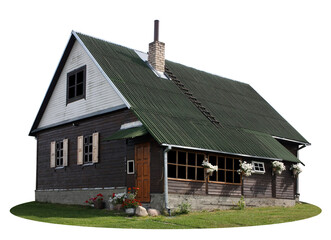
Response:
[197,154,204,167]
[76,83,83,96]
[218,170,225,182]
[218,157,225,169]
[68,87,75,99]
[178,165,186,179]
[128,161,134,173]
[226,171,234,183]
[209,155,216,166]
[209,170,217,181]
[187,167,195,180]
[234,159,240,170]
[168,151,176,164]
[197,167,204,180]
[168,164,176,178]
[77,71,84,84]
[84,146,89,154]
[178,151,186,165]
[226,158,233,170]
[187,153,195,166]
[69,75,76,87]
[234,172,241,183]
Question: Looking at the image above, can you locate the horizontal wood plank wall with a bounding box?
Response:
[243,159,273,198]
[168,179,205,195]
[126,136,164,194]
[36,109,137,190]
[275,162,295,199]
[208,182,241,196]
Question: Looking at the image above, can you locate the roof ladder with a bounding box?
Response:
[165,66,222,127]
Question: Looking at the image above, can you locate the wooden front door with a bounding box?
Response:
[135,143,150,202]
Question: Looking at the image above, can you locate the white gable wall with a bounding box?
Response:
[38,41,126,129]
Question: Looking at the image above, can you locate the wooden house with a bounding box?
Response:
[29,21,309,211]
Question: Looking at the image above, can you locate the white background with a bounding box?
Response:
[1,0,330,239]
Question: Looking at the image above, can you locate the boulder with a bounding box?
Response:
[135,206,148,217]
[147,208,161,217]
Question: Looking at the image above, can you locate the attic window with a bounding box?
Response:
[67,65,86,104]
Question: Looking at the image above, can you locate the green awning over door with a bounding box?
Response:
[104,126,148,141]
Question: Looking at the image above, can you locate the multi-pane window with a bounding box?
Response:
[67,65,86,103]
[252,161,265,174]
[84,135,93,163]
[167,150,241,184]
[208,155,241,184]
[56,141,64,167]
[50,139,68,168]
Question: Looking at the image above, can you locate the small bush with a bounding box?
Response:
[236,196,246,210]
[175,201,191,215]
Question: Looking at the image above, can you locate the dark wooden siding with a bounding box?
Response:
[243,159,273,198]
[168,179,205,195]
[208,182,241,196]
[277,139,299,157]
[275,162,295,199]
[36,108,138,190]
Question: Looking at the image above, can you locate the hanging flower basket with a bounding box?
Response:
[201,159,218,177]
[237,160,253,177]
[290,163,302,177]
[272,161,286,175]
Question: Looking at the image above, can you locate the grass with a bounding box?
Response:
[10,201,321,229]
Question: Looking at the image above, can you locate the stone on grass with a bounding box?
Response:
[148,208,161,217]
[135,206,148,217]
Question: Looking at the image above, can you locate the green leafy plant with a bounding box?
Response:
[236,196,246,210]
[175,201,191,214]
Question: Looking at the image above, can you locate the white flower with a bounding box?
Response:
[290,164,302,175]
[238,160,253,176]
[272,161,286,174]
[201,159,218,174]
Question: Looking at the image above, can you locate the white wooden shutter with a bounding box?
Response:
[92,132,99,163]
[50,141,56,168]
[77,136,83,165]
[63,139,68,167]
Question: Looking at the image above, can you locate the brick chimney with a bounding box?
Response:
[148,20,165,73]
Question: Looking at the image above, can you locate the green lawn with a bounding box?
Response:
[10,201,321,229]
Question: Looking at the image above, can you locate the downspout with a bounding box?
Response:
[163,146,172,215]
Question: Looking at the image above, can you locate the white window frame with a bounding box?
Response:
[252,161,265,174]
[127,160,135,174]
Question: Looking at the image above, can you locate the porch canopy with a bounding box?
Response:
[104,126,148,141]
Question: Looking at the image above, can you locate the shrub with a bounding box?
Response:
[175,201,191,215]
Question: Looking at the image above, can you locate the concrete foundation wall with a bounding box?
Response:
[36,189,295,211]
[35,187,127,208]
[167,194,295,211]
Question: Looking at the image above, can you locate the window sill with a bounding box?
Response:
[82,163,95,167]
[55,166,65,170]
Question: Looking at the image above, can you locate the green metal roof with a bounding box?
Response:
[104,126,148,141]
[75,32,307,163]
